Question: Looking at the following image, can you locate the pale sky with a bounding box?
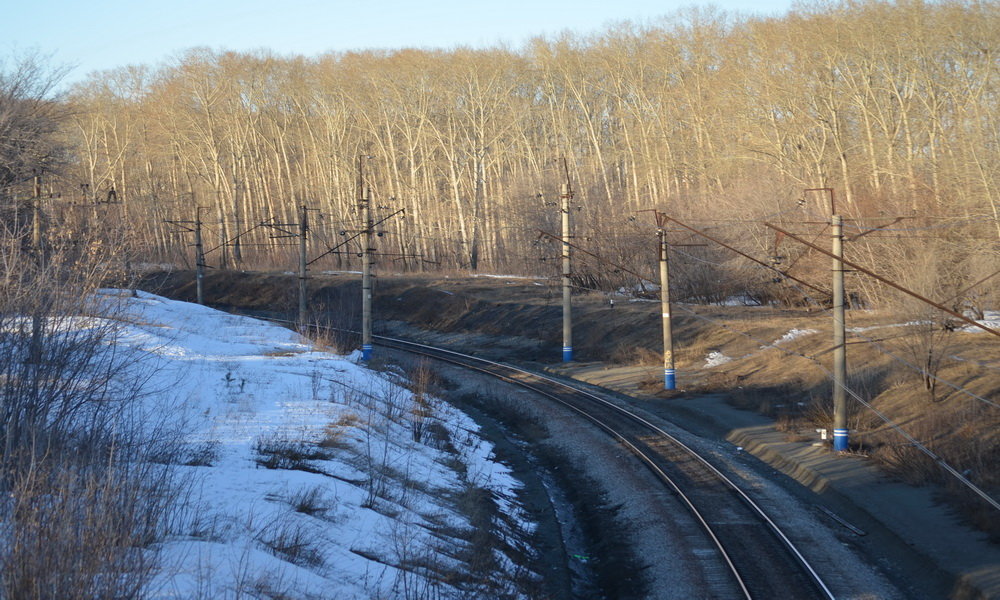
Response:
[5,0,794,84]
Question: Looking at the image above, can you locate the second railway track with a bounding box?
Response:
[372,333,836,600]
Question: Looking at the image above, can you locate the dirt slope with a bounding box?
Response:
[139,269,999,541]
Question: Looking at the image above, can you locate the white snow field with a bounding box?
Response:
[89,290,535,599]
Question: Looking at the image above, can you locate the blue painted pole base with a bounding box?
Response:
[562,346,573,362]
[362,345,373,361]
[833,428,849,451]
[664,368,676,390]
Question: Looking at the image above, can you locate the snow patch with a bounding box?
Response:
[720,295,763,306]
[961,310,1000,333]
[704,351,732,368]
[471,273,535,280]
[763,328,818,349]
[81,290,536,599]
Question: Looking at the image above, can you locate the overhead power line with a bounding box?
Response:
[765,223,1000,338]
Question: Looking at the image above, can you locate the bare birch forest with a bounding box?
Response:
[30,1,1000,306]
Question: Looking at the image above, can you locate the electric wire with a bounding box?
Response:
[664,300,1000,512]
[665,248,997,407]
[559,235,999,511]
[847,328,1000,409]
[842,216,997,232]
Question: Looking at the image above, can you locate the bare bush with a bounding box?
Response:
[0,59,182,596]
[0,454,176,600]
[287,485,337,517]
[252,433,332,472]
[405,361,439,444]
[254,516,324,568]
[881,240,964,401]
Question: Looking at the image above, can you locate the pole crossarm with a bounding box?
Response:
[764,223,1000,337]
[307,208,405,266]
[203,218,276,256]
[164,220,196,233]
[537,229,656,287]
[260,221,299,238]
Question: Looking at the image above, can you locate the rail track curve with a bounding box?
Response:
[370,333,837,600]
[235,312,835,599]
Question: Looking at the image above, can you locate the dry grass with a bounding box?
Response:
[701,321,1000,539]
[609,343,662,366]
[142,271,1000,541]
[319,412,361,449]
[253,434,333,472]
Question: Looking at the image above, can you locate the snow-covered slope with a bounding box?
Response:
[94,290,535,599]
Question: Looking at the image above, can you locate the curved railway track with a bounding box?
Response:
[371,333,836,600]
[237,313,835,599]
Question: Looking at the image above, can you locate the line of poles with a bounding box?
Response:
[25,169,998,511]
[33,165,992,458]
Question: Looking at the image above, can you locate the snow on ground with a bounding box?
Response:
[762,328,818,349]
[719,295,762,306]
[469,273,536,280]
[847,311,999,335]
[703,351,733,368]
[962,310,1000,333]
[89,290,534,599]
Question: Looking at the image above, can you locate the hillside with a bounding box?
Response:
[80,289,539,598]
[140,269,1000,540]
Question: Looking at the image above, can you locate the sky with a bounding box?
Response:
[5,0,794,85]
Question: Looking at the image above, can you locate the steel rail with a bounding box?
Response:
[227,311,835,599]
[369,333,836,600]
[375,336,750,599]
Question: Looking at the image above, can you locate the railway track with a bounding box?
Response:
[233,312,835,598]
[370,333,837,600]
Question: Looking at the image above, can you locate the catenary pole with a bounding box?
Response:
[194,206,205,305]
[32,173,42,250]
[298,204,308,331]
[832,214,848,451]
[561,164,574,362]
[361,185,373,361]
[29,173,43,367]
[561,182,573,362]
[658,226,676,390]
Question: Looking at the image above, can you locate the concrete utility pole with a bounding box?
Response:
[32,173,43,250]
[831,214,848,451]
[298,204,309,331]
[561,165,574,362]
[194,206,205,305]
[29,173,44,367]
[805,187,848,452]
[216,194,228,271]
[658,226,676,390]
[361,184,373,361]
[233,175,243,264]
